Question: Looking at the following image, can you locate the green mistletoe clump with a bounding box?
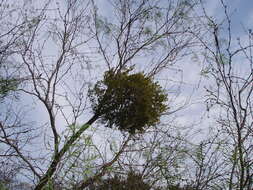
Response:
[88,69,167,134]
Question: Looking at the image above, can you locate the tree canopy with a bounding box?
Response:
[88,68,167,134]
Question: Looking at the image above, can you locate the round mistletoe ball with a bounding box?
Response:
[88,69,168,134]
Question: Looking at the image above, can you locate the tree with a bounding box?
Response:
[87,171,160,190]
[87,170,194,190]
[103,1,253,189]
[88,69,167,134]
[0,0,197,189]
[191,0,253,189]
[0,0,44,188]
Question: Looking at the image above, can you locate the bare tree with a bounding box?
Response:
[0,0,46,187]
[91,0,197,75]
[192,0,253,189]
[0,0,199,189]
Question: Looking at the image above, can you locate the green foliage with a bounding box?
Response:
[168,185,195,190]
[88,171,161,190]
[88,69,167,134]
[88,171,194,190]
[0,77,19,99]
[42,179,54,190]
[0,182,8,190]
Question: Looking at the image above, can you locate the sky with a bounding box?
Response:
[1,0,253,183]
[6,0,253,146]
[1,0,252,144]
[203,0,253,35]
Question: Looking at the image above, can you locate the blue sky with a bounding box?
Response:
[206,0,253,32]
[15,0,253,140]
[1,0,253,184]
